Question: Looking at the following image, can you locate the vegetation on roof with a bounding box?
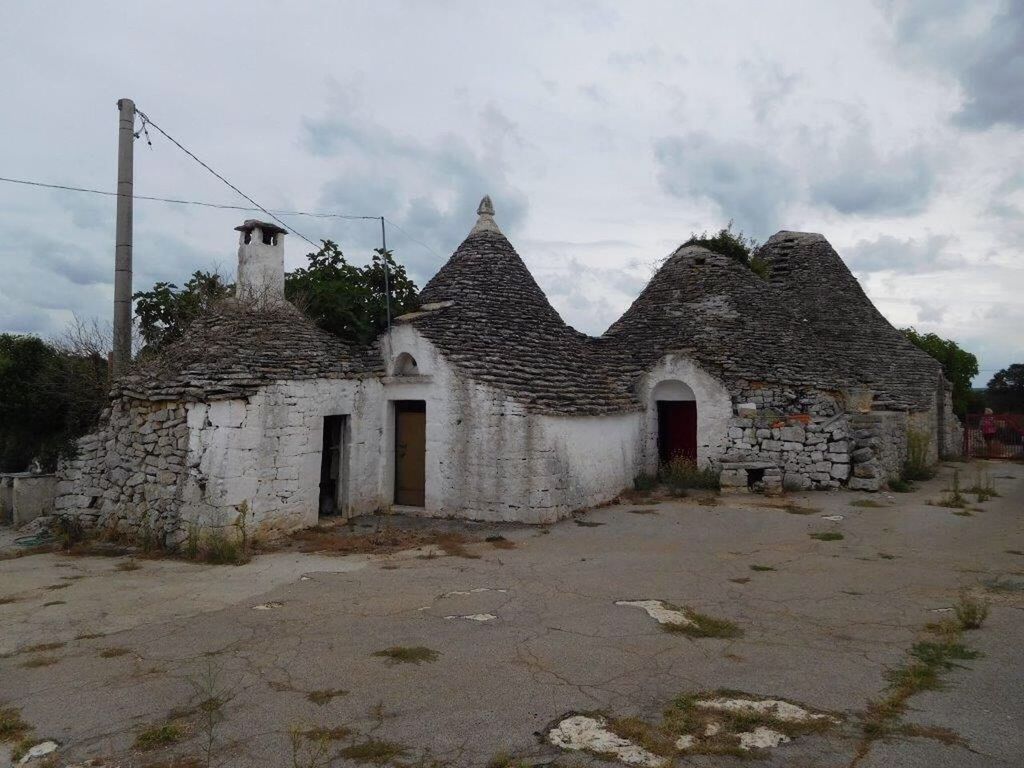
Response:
[900,328,980,417]
[132,240,419,353]
[682,222,769,277]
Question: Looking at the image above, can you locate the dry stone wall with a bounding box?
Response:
[55,400,189,544]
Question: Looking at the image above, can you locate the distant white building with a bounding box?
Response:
[55,198,960,546]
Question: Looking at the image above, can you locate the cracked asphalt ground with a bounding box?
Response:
[2,460,1022,768]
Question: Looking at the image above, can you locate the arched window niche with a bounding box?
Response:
[393,352,419,376]
[651,379,695,402]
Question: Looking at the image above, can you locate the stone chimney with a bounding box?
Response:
[235,220,287,302]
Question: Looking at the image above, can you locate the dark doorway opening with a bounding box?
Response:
[394,401,426,507]
[319,415,348,517]
[657,400,697,464]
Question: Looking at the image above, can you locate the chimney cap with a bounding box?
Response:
[234,219,288,236]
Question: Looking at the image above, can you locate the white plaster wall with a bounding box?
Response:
[381,325,644,523]
[539,412,643,511]
[182,377,384,536]
[637,355,734,473]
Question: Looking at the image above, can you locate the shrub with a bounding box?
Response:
[954,594,989,630]
[903,430,934,481]
[633,472,658,492]
[659,457,720,494]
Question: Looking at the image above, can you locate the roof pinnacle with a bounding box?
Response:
[470,194,502,235]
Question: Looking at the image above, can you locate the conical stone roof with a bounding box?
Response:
[118,300,382,402]
[758,231,942,410]
[406,198,638,414]
[603,245,841,392]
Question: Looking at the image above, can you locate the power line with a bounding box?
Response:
[383,216,445,261]
[0,174,378,219]
[134,109,321,248]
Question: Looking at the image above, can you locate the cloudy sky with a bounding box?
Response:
[1,1,1021,384]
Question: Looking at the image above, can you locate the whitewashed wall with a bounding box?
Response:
[636,354,734,474]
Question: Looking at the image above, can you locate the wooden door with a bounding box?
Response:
[394,401,426,506]
[657,401,697,464]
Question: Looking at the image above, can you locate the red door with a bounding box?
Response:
[658,401,697,464]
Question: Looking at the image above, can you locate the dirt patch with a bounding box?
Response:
[289,525,482,559]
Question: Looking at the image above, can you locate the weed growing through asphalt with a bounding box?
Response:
[135,722,185,750]
[0,706,31,742]
[931,470,967,509]
[487,751,534,768]
[750,564,776,572]
[372,646,439,665]
[20,656,60,668]
[782,503,819,515]
[1006,549,1024,556]
[809,532,844,541]
[99,647,131,658]
[967,466,1000,503]
[116,559,142,572]
[19,642,64,654]
[306,689,348,706]
[888,478,914,492]
[878,552,897,560]
[337,738,409,765]
[730,577,751,584]
[599,689,838,759]
[855,606,984,762]
[661,608,743,639]
[485,535,515,550]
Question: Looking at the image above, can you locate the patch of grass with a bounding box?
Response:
[99,647,132,658]
[1006,549,1024,556]
[982,577,1024,594]
[199,528,250,566]
[74,632,105,640]
[782,503,820,515]
[659,456,720,494]
[337,739,409,765]
[910,640,979,669]
[625,508,658,515]
[902,430,935,481]
[485,535,515,550]
[878,552,897,560]
[857,613,982,759]
[43,583,70,591]
[607,716,677,758]
[299,725,351,741]
[954,594,990,628]
[20,655,60,668]
[20,642,65,654]
[898,723,966,746]
[574,519,604,527]
[291,525,479,559]
[0,706,32,742]
[953,510,973,516]
[657,689,837,756]
[809,531,844,541]
[306,689,348,706]
[888,477,915,493]
[117,559,142,572]
[0,596,20,605]
[632,472,658,492]
[662,609,743,639]
[42,600,65,607]
[932,469,967,509]
[486,751,534,768]
[749,564,776,572]
[851,499,887,508]
[967,466,1000,502]
[729,577,751,584]
[135,722,185,750]
[371,646,439,665]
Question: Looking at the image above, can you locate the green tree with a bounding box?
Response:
[133,243,419,351]
[285,240,419,344]
[986,363,1024,411]
[901,328,980,417]
[0,333,107,471]
[133,271,233,351]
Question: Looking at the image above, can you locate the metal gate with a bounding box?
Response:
[964,413,1024,459]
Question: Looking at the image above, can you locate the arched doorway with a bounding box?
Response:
[653,380,697,464]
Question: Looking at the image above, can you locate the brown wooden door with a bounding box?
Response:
[657,401,697,464]
[394,401,426,506]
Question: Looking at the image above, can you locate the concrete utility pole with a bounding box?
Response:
[111,98,135,376]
